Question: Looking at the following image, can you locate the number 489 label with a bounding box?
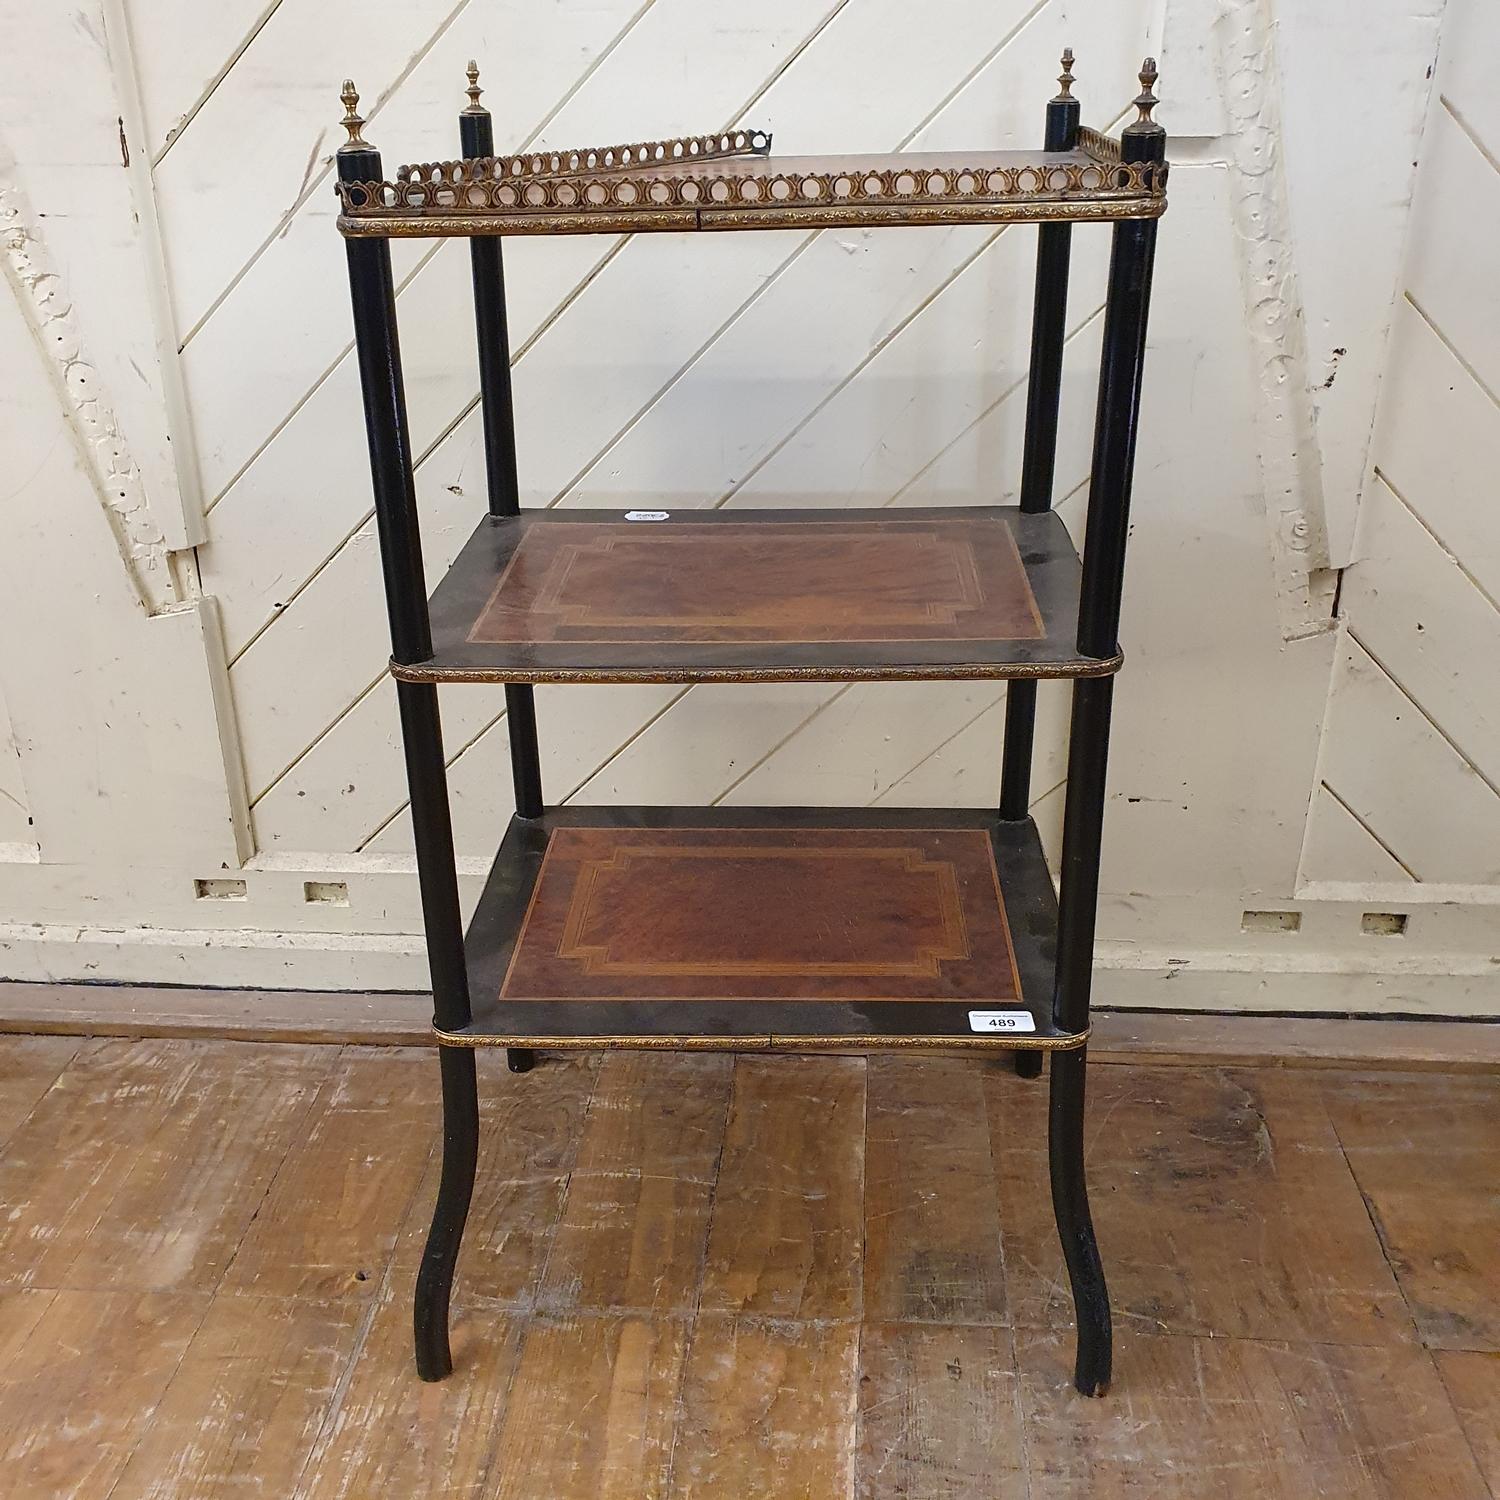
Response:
[968,1010,1037,1034]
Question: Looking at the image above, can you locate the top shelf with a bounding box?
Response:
[335,125,1167,239]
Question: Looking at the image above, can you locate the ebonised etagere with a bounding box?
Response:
[334,51,1167,1400]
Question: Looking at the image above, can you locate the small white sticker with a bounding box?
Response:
[624,510,669,521]
[968,1010,1037,1034]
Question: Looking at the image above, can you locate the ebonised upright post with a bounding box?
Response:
[1006,50,1079,1082]
[1049,59,1165,1397]
[460,62,539,1077]
[336,83,478,1383]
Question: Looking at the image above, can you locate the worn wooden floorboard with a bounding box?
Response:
[0,1034,80,1145]
[1318,1070,1500,1352]
[218,1047,438,1302]
[390,1052,600,1310]
[1016,1327,1491,1499]
[984,1063,1417,1346]
[698,1056,865,1322]
[864,1055,1008,1326]
[0,1038,332,1294]
[1434,1350,1500,1495]
[0,1037,1494,1499]
[536,1052,732,1318]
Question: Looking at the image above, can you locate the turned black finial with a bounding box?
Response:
[339,79,368,150]
[1133,57,1159,126]
[464,59,485,113]
[1056,47,1075,101]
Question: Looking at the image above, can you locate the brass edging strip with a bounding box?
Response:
[432,1025,1091,1053]
[338,197,1164,239]
[387,650,1125,685]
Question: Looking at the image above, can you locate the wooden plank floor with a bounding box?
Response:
[0,1037,1494,1498]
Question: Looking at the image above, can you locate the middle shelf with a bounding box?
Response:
[391,504,1118,684]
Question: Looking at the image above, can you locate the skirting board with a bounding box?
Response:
[0,981,1495,1071]
[1,925,1497,1017]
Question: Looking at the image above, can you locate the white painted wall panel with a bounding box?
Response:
[4,0,1496,1013]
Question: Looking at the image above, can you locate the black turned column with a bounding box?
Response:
[1001,49,1079,833]
[460,63,538,1077]
[1008,51,1080,1084]
[1049,60,1165,1396]
[336,84,478,1382]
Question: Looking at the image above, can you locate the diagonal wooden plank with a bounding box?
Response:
[863,1055,1007,1325]
[667,1313,860,1499]
[154,0,470,336]
[0,1036,79,1148]
[856,1324,1028,1500]
[1298,782,1418,886]
[1403,106,1500,405]
[1342,474,1500,791]
[987,1063,1418,1346]
[1436,0,1500,170]
[699,1057,864,1321]
[356,683,683,857]
[189,0,834,519]
[488,1315,690,1500]
[1372,299,1500,608]
[131,0,287,163]
[1318,636,1500,885]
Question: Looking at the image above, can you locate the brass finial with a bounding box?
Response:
[464,59,484,112]
[1056,47,1075,100]
[339,79,368,148]
[1133,57,1159,125]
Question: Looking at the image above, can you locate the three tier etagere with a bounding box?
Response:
[335,50,1167,1400]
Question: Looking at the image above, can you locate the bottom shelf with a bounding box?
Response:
[441,806,1080,1053]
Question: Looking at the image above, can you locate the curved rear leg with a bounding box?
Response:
[506,1047,536,1074]
[1013,1050,1044,1079]
[414,1047,479,1381]
[1048,1047,1111,1395]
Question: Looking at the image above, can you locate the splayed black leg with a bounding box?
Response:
[506,1047,536,1074]
[1013,1050,1044,1079]
[414,1047,479,1381]
[1048,1046,1111,1395]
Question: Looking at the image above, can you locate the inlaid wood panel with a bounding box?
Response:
[472,515,1041,642]
[399,507,1113,683]
[507,826,1012,1001]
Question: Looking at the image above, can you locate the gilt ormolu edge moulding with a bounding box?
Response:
[333,48,1167,1402]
